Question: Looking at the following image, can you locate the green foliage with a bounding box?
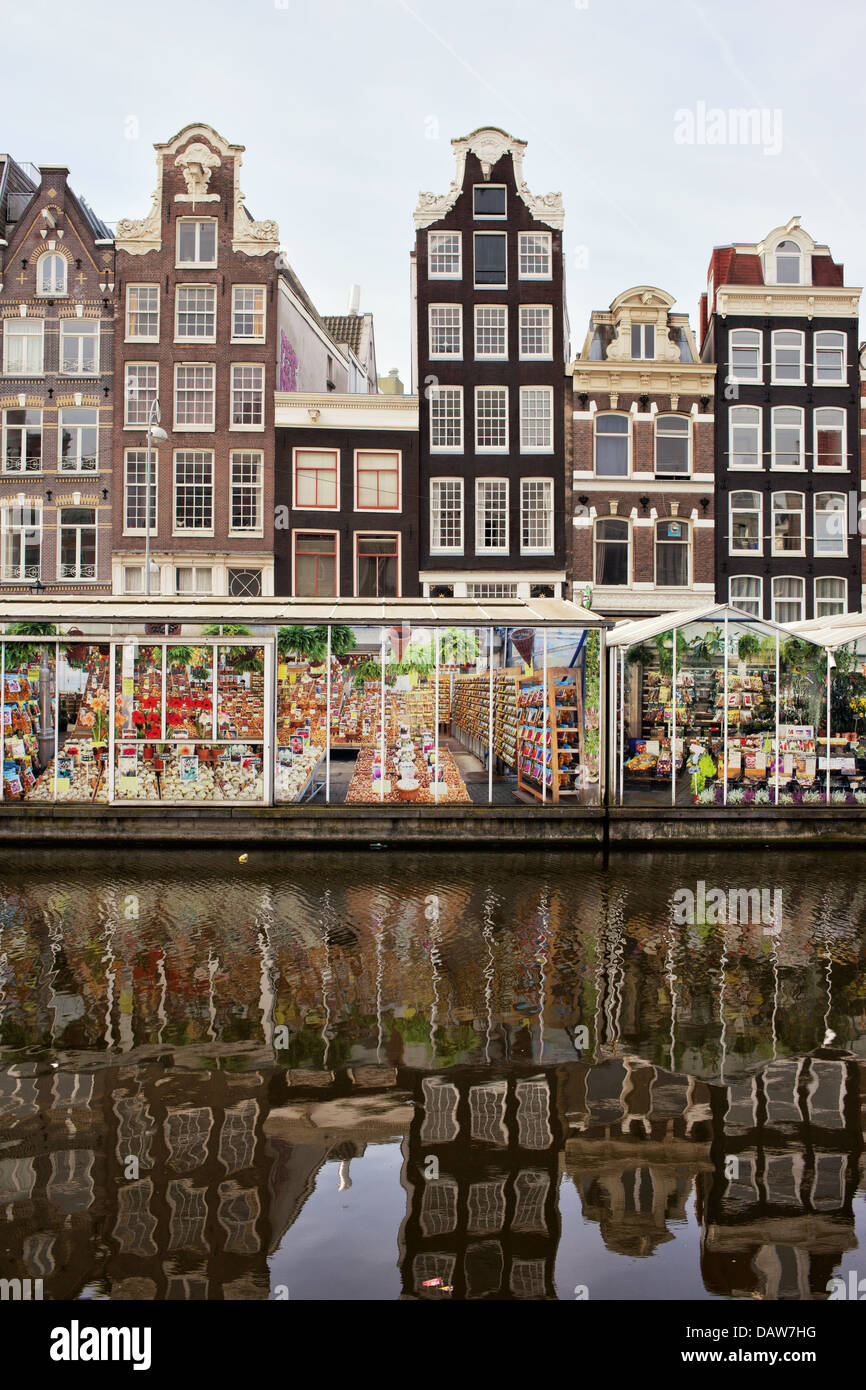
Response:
[277,623,356,664]
[626,642,655,666]
[737,633,761,662]
[4,623,57,667]
[167,645,194,667]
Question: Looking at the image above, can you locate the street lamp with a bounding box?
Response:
[145,399,169,597]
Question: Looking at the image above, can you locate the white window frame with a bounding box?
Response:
[814,492,847,557]
[519,477,554,555]
[427,231,462,280]
[2,407,42,474]
[771,490,805,557]
[729,490,763,556]
[292,446,340,511]
[475,478,509,555]
[125,285,160,343]
[473,231,508,290]
[654,517,691,587]
[771,405,805,470]
[59,318,99,376]
[174,363,216,431]
[631,323,655,360]
[772,575,805,624]
[0,502,41,582]
[813,407,847,471]
[124,362,159,428]
[771,328,805,385]
[429,385,463,452]
[175,564,214,596]
[293,529,339,598]
[728,404,762,471]
[654,414,691,476]
[729,575,762,618]
[473,184,507,220]
[231,285,266,343]
[814,330,847,385]
[123,448,157,535]
[57,505,97,582]
[428,304,462,360]
[354,448,401,512]
[729,328,762,384]
[123,565,145,595]
[36,253,67,297]
[474,386,509,453]
[229,450,264,535]
[58,407,99,473]
[175,218,218,268]
[594,412,630,478]
[518,231,552,280]
[474,305,508,361]
[229,363,265,431]
[2,318,44,376]
[430,477,464,554]
[772,239,803,286]
[173,449,214,535]
[174,284,217,343]
[519,386,553,454]
[815,576,846,619]
[518,305,553,361]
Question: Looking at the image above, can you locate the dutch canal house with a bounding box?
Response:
[0,157,114,593]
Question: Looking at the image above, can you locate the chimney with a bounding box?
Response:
[347,283,361,316]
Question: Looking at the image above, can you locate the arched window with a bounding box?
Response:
[729,491,762,554]
[655,518,690,586]
[654,415,690,476]
[772,576,804,624]
[729,405,762,470]
[729,328,761,382]
[815,577,846,619]
[814,407,846,469]
[593,413,629,477]
[771,406,804,469]
[814,492,846,556]
[37,253,67,297]
[814,331,846,384]
[774,239,801,285]
[593,517,629,585]
[771,491,805,555]
[730,575,762,618]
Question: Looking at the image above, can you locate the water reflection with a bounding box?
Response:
[1,848,865,1300]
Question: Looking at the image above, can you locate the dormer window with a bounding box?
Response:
[774,239,801,285]
[37,253,66,297]
[631,323,654,359]
[176,218,217,267]
[473,185,506,219]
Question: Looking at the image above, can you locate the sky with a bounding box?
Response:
[3,0,865,383]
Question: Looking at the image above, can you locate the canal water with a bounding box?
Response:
[0,845,864,1301]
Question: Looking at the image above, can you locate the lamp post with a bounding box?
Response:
[145,400,169,597]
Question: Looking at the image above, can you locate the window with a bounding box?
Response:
[58,507,96,580]
[37,253,66,297]
[430,385,463,451]
[174,451,213,531]
[655,518,690,586]
[430,478,463,553]
[518,232,551,279]
[730,491,762,553]
[428,232,461,278]
[126,285,159,341]
[3,319,43,375]
[729,405,762,470]
[228,568,261,598]
[230,364,264,428]
[176,565,212,595]
[474,305,507,359]
[475,479,508,553]
[772,491,805,555]
[355,449,400,510]
[814,330,846,384]
[814,492,846,556]
[474,233,507,287]
[2,409,42,473]
[594,414,629,477]
[519,386,553,452]
[467,582,517,598]
[594,518,629,586]
[175,286,216,341]
[231,286,265,341]
[520,479,553,553]
[814,407,846,469]
[294,532,337,597]
[123,566,144,595]
[772,575,805,624]
[729,328,762,382]
[176,219,217,266]
[519,305,552,359]
[59,408,98,471]
[475,387,508,451]
[774,239,801,285]
[815,576,846,618]
[772,406,804,469]
[293,448,338,509]
[125,363,158,426]
[230,452,263,532]
[175,364,215,429]
[473,185,506,218]
[730,575,762,618]
[60,319,99,375]
[631,324,655,360]
[356,534,399,597]
[1,503,40,581]
[655,415,690,475]
[771,329,804,383]
[429,305,462,359]
[124,449,157,532]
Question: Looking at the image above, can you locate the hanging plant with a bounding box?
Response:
[5,622,56,668]
[167,645,194,667]
[737,633,761,663]
[626,642,655,666]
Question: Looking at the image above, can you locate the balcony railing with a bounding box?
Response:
[1,564,40,582]
[58,564,96,580]
[3,456,42,473]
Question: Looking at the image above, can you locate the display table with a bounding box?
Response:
[346,744,471,804]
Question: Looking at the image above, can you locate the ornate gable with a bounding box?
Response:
[414,126,564,230]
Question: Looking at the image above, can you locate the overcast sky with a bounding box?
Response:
[5,0,864,382]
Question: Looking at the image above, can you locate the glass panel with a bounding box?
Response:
[2,638,57,803]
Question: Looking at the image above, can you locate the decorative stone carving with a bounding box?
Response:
[174,141,221,201]
[232,181,279,255]
[116,190,161,255]
[414,126,564,229]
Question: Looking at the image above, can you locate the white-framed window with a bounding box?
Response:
[2,408,42,473]
[231,285,266,342]
[293,447,339,510]
[176,218,217,267]
[631,323,655,360]
[475,386,508,451]
[429,305,462,359]
[59,408,98,472]
[174,363,215,429]
[475,478,509,553]
[774,239,802,285]
[60,319,99,375]
[814,492,847,556]
[771,329,805,384]
[730,490,762,554]
[2,318,43,375]
[355,449,400,510]
[729,404,762,470]
[815,576,846,619]
[518,305,552,359]
[175,285,216,341]
[519,386,553,452]
[474,305,507,359]
[520,478,553,554]
[729,328,762,382]
[36,253,67,297]
[430,477,463,553]
[230,451,263,533]
[814,330,846,384]
[772,575,805,623]
[176,564,213,595]
[474,232,507,288]
[655,518,690,586]
[771,491,805,555]
[518,232,552,279]
[355,532,400,597]
[467,582,517,599]
[814,407,846,469]
[594,413,629,477]
[293,530,338,597]
[0,502,41,582]
[429,385,463,451]
[594,518,629,586]
[655,414,690,475]
[771,406,804,469]
[124,448,157,533]
[730,575,762,618]
[58,506,96,580]
[125,363,158,426]
[174,450,214,531]
[428,231,461,279]
[473,184,506,219]
[228,567,262,598]
[230,364,265,428]
[125,285,159,341]
[123,565,145,595]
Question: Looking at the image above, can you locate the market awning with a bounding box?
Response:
[604,603,792,649]
[786,612,866,649]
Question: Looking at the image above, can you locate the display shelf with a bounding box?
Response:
[516,667,584,803]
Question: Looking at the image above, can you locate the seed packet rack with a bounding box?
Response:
[516,667,584,803]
